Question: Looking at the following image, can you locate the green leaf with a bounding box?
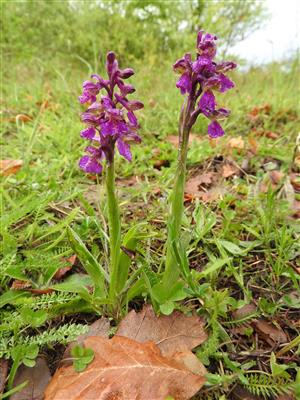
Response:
[20,308,48,328]
[270,353,290,379]
[168,281,187,301]
[67,227,108,295]
[193,203,216,240]
[217,240,244,255]
[295,368,300,398]
[0,230,17,255]
[0,381,29,399]
[117,224,140,293]
[71,345,94,372]
[160,301,175,315]
[152,280,186,306]
[0,290,30,308]
[51,273,93,300]
[25,344,39,360]
[126,277,147,303]
[4,266,29,281]
[23,358,36,368]
[192,258,231,279]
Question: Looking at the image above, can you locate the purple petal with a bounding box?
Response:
[82,81,99,92]
[118,68,135,79]
[176,72,192,95]
[128,100,144,111]
[197,30,217,58]
[214,108,230,119]
[208,121,225,138]
[90,74,109,87]
[216,61,237,73]
[106,51,116,64]
[81,112,100,125]
[87,102,102,112]
[117,121,129,134]
[79,156,102,174]
[117,81,136,96]
[173,56,187,73]
[127,131,141,143]
[85,145,102,157]
[192,56,212,73]
[114,93,128,108]
[199,90,216,116]
[117,139,132,161]
[80,127,96,140]
[78,91,96,104]
[101,96,114,109]
[106,51,118,77]
[219,74,235,92]
[173,53,192,74]
[100,120,114,136]
[127,111,138,127]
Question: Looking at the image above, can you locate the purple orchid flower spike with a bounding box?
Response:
[173,29,236,138]
[78,52,144,174]
[163,30,237,288]
[77,53,144,310]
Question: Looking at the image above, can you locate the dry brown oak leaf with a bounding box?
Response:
[11,357,51,400]
[45,336,205,400]
[116,304,207,357]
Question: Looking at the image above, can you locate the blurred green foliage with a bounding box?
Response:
[2,0,266,66]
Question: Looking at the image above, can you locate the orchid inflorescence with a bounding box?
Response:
[173,31,236,138]
[78,51,144,174]
[76,31,237,314]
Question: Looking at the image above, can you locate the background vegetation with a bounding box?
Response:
[1,1,300,399]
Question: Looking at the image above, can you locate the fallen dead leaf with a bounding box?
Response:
[292,200,300,219]
[227,136,245,151]
[153,159,170,169]
[269,170,284,185]
[265,131,279,140]
[276,394,296,400]
[15,114,33,123]
[252,319,287,345]
[173,352,206,376]
[116,304,207,357]
[116,176,139,187]
[222,163,238,178]
[148,99,156,107]
[232,303,257,321]
[11,280,54,295]
[248,137,258,154]
[54,255,77,280]
[231,385,262,399]
[0,159,23,176]
[248,104,271,118]
[199,186,227,203]
[185,173,214,197]
[11,357,51,400]
[0,358,8,394]
[166,135,179,146]
[290,173,300,192]
[166,134,202,146]
[11,279,32,290]
[62,318,110,366]
[45,336,205,400]
[208,137,220,148]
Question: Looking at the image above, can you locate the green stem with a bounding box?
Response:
[106,157,121,305]
[163,102,191,287]
[7,356,21,391]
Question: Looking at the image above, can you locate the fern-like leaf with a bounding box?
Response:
[244,373,294,399]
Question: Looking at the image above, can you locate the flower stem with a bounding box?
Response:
[163,101,191,287]
[105,157,121,306]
